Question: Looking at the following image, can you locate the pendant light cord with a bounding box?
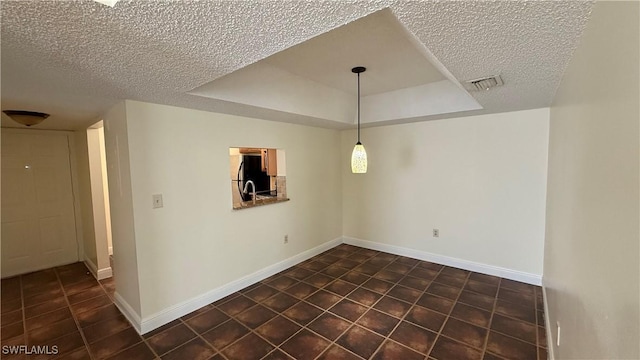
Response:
[351,66,365,144]
[357,72,361,143]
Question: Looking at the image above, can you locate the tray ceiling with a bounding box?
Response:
[0,1,594,130]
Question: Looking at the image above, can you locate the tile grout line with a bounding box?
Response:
[38,247,534,359]
[390,259,473,360]
[307,249,428,359]
[117,244,541,360]
[306,248,387,360]
[16,271,148,360]
[177,288,299,359]
[53,266,96,360]
[487,283,544,351]
[41,267,139,360]
[443,276,535,359]
[159,293,245,358]
[363,256,435,359]
[363,262,428,357]
[246,246,380,359]
[403,262,462,360]
[480,276,502,359]
[19,274,26,349]
[194,298,249,359]
[309,247,472,360]
[240,290,316,358]
[301,247,382,360]
[535,287,543,360]
[364,253,484,358]
[434,274,542,354]
[178,314,233,359]
[484,321,543,348]
[402,265,506,359]
[259,248,373,359]
[481,280,543,359]
[142,318,184,357]
[95,277,162,360]
[387,267,463,360]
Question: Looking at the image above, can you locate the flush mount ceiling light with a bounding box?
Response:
[351,66,367,174]
[2,110,50,127]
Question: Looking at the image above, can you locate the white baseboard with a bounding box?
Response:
[114,292,142,334]
[84,256,112,281]
[97,267,113,280]
[137,237,342,334]
[342,236,542,286]
[542,283,554,360]
[84,257,98,277]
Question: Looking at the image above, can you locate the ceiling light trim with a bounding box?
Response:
[3,110,50,127]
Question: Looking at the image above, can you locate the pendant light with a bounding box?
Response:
[351,66,367,173]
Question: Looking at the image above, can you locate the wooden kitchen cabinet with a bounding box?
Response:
[261,148,277,176]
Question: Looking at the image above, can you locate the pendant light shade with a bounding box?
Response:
[351,142,367,173]
[351,66,367,174]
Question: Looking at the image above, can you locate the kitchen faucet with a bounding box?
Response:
[243,180,256,205]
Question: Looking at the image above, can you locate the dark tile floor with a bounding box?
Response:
[0,245,548,360]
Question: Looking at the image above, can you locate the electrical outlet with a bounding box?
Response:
[556,322,561,346]
[433,229,439,237]
[284,235,289,244]
[152,194,163,209]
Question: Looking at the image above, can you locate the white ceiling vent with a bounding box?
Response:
[465,75,504,91]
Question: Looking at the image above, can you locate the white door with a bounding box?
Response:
[1,131,78,277]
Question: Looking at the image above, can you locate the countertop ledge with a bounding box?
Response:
[233,198,290,210]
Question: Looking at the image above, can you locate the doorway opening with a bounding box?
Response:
[86,120,113,279]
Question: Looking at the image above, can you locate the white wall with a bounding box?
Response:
[544,2,639,359]
[74,130,98,268]
[119,100,343,319]
[342,108,550,279]
[87,127,111,275]
[103,102,143,316]
[229,148,243,205]
[72,127,114,279]
[98,128,113,256]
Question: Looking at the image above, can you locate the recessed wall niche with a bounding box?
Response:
[229,147,288,209]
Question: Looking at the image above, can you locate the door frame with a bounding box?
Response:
[86,121,113,280]
[1,128,85,271]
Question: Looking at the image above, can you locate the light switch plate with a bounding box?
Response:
[152,194,163,209]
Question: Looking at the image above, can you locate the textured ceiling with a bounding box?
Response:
[262,9,447,97]
[0,1,594,130]
[189,9,481,125]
